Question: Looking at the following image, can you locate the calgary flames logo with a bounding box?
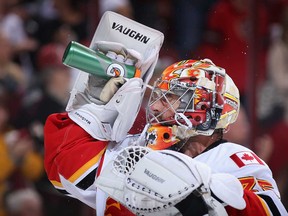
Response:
[146,126,180,150]
[160,59,213,89]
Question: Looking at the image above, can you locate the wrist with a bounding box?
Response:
[175,190,208,216]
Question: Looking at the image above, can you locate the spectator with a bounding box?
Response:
[0,31,27,91]
[4,188,43,216]
[0,0,38,80]
[223,104,250,147]
[99,0,133,18]
[14,65,71,149]
[258,5,288,128]
[172,0,217,59]
[256,7,288,209]
[198,0,269,104]
[0,32,27,123]
[13,65,92,216]
[0,101,43,216]
[36,0,89,46]
[36,24,78,85]
[37,25,76,71]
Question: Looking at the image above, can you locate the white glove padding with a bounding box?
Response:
[68,78,143,141]
[96,146,246,215]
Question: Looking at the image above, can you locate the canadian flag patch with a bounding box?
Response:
[230,151,264,168]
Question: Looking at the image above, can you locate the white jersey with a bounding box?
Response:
[44,113,287,215]
[195,141,287,215]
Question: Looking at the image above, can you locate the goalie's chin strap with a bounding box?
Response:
[201,139,228,153]
[168,137,190,152]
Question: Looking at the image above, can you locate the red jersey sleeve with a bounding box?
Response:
[44,112,108,191]
[225,189,278,215]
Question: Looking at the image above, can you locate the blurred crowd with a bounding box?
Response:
[0,0,288,215]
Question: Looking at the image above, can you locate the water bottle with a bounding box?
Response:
[62,41,141,79]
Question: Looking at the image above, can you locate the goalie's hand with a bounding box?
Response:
[99,76,126,103]
[85,76,126,104]
[96,146,246,215]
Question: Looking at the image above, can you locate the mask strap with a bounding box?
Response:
[175,113,193,128]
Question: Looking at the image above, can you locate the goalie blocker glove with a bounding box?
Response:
[68,77,143,142]
[66,40,160,142]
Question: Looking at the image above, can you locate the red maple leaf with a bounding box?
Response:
[241,153,254,161]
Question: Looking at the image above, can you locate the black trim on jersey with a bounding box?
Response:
[55,168,97,196]
[211,191,224,204]
[76,168,97,190]
[202,139,228,154]
[258,194,281,216]
[56,188,69,195]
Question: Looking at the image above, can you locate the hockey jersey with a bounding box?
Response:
[44,113,287,215]
[195,141,287,215]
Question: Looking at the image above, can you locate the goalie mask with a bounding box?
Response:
[146,59,240,150]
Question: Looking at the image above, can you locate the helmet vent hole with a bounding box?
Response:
[163,133,170,139]
[190,76,197,81]
[201,105,207,110]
